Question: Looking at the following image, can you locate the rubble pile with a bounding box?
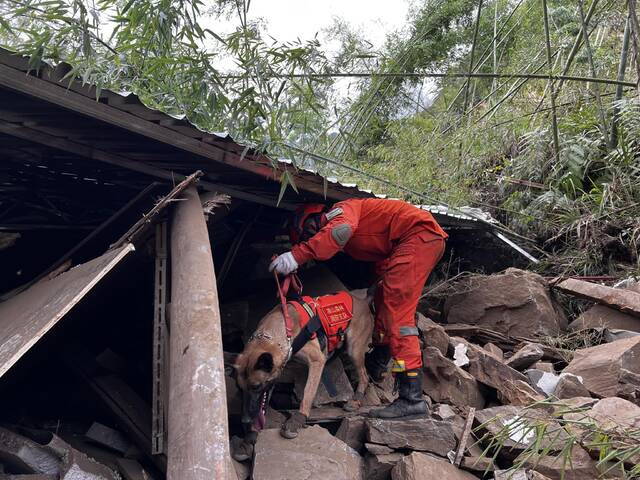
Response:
[236,269,640,479]
[2,267,639,479]
[0,422,157,479]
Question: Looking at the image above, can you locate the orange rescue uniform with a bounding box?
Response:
[291,198,447,371]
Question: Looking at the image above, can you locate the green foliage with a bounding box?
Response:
[475,399,640,479]
[0,0,334,162]
[1,0,638,276]
[336,0,639,277]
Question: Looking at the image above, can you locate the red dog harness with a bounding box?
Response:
[289,292,354,354]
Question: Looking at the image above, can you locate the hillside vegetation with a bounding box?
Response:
[1,0,639,276]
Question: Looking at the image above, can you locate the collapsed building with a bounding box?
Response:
[1,47,638,480]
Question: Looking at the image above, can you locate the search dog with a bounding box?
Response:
[233,288,374,445]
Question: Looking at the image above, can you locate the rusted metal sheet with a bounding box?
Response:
[555,278,640,318]
[167,186,229,480]
[0,243,134,378]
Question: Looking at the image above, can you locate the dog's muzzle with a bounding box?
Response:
[241,384,274,432]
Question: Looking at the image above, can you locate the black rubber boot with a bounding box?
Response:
[369,369,428,419]
[365,344,391,382]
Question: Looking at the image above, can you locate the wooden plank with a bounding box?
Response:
[454,407,476,466]
[92,375,153,457]
[0,243,134,378]
[0,120,295,209]
[555,278,640,317]
[0,62,346,200]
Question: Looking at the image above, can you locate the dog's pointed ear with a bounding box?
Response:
[255,352,274,373]
[232,353,245,378]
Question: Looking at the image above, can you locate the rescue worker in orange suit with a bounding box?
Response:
[269,198,447,419]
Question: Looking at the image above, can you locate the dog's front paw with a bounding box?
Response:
[343,398,361,412]
[280,411,307,439]
[232,439,254,462]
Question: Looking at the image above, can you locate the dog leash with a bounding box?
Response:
[272,255,303,358]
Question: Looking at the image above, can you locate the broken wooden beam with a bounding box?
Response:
[0,244,134,379]
[454,407,476,467]
[167,185,230,479]
[110,172,201,249]
[555,278,640,318]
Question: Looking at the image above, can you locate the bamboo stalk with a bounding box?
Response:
[609,16,631,149]
[555,0,601,93]
[530,0,602,116]
[219,71,636,87]
[578,0,609,142]
[463,0,485,115]
[542,0,561,163]
[445,0,531,114]
[492,0,499,94]
[628,0,640,97]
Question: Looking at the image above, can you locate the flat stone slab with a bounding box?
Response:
[366,418,457,457]
[391,452,478,480]
[253,426,363,480]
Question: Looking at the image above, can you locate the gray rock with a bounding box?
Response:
[553,374,590,399]
[494,469,529,480]
[365,453,404,480]
[506,343,545,371]
[569,304,640,333]
[366,418,456,457]
[455,338,543,405]
[422,347,485,410]
[483,342,504,361]
[564,336,640,399]
[516,444,602,480]
[432,403,457,421]
[532,361,555,373]
[0,427,59,475]
[563,397,640,467]
[335,416,366,453]
[60,448,119,480]
[444,268,567,337]
[417,313,449,356]
[364,443,394,455]
[253,426,363,480]
[391,452,478,480]
[475,406,569,454]
[526,369,560,396]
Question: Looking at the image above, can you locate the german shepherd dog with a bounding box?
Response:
[234,289,374,442]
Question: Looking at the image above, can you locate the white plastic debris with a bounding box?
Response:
[453,343,470,367]
[535,371,561,395]
[504,416,536,445]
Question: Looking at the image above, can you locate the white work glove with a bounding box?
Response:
[269,251,298,275]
